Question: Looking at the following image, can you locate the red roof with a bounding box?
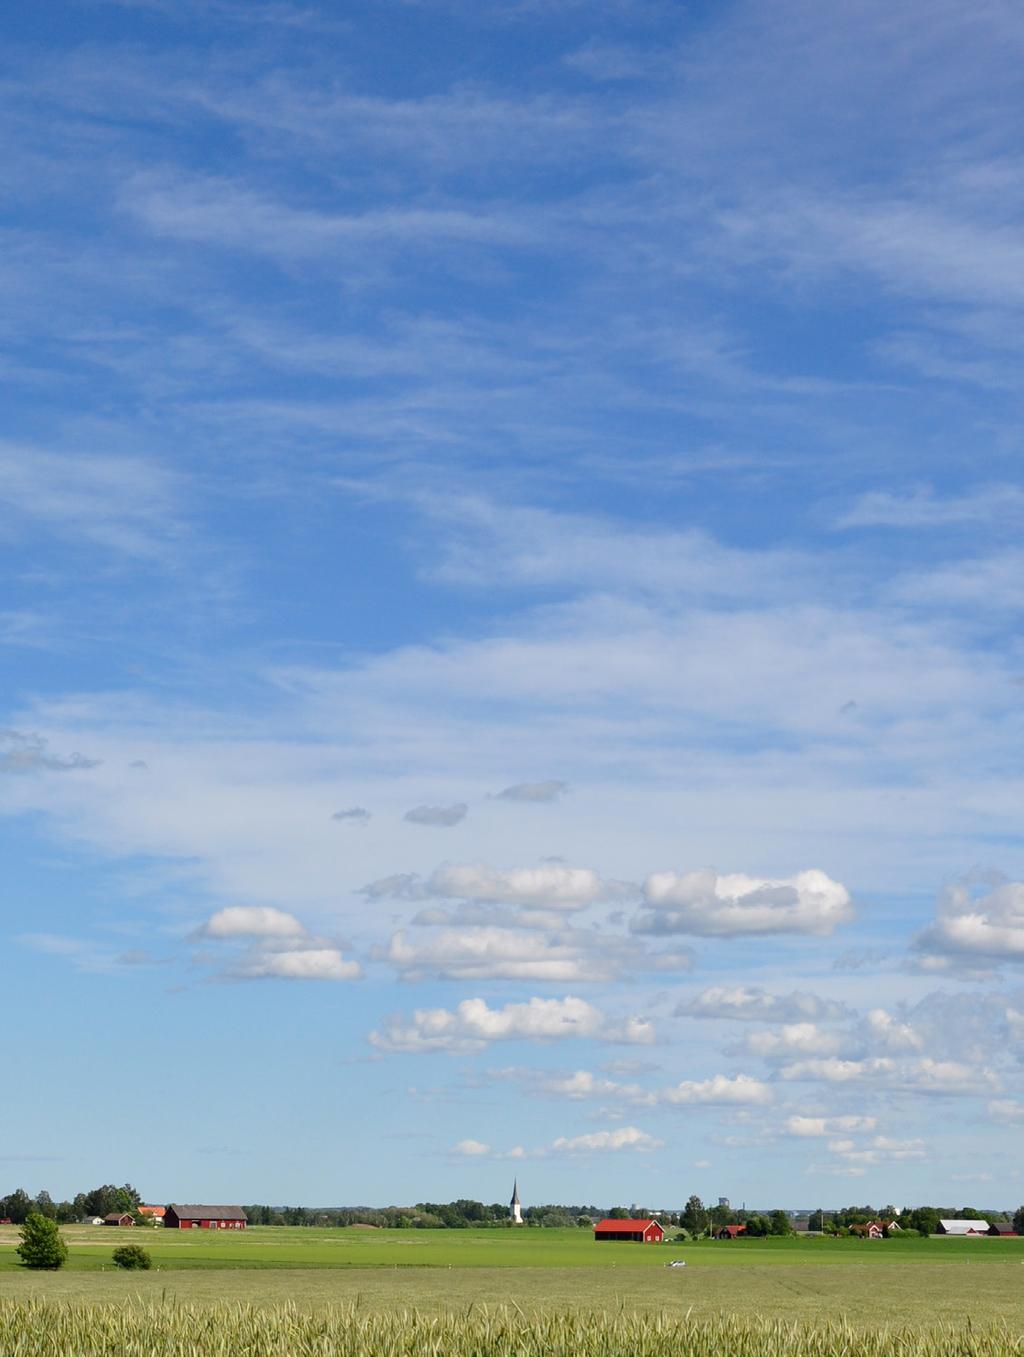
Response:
[594,1218,661,1233]
[138,1205,165,1218]
[719,1224,746,1237]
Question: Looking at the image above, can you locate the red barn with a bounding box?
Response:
[103,1213,134,1227]
[594,1218,664,1243]
[164,1204,248,1230]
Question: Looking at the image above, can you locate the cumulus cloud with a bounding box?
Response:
[784,1115,878,1137]
[660,1074,772,1106]
[366,861,630,911]
[915,879,1024,964]
[493,780,568,802]
[551,1126,662,1153]
[192,907,359,981]
[232,947,360,981]
[382,927,624,982]
[332,806,370,825]
[451,1138,490,1156]
[0,730,99,774]
[779,1055,1000,1094]
[404,803,468,827]
[515,1067,771,1108]
[678,985,850,1023]
[195,906,307,939]
[633,868,852,937]
[368,995,654,1054]
[826,1135,927,1168]
[735,1023,845,1060]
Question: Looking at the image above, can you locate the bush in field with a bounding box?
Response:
[112,1244,152,1270]
[16,1214,68,1270]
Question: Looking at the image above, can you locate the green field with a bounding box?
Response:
[2,1226,1024,1329]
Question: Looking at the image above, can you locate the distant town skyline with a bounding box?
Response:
[2,0,1022,1206]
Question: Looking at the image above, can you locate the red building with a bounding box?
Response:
[103,1213,134,1227]
[164,1204,248,1230]
[593,1218,665,1243]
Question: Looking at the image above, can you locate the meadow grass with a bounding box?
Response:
[0,1297,1022,1357]
[1,1224,1021,1273]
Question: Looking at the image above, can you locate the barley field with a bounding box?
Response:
[0,1298,1022,1357]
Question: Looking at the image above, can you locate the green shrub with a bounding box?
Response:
[112,1244,152,1270]
[16,1214,68,1270]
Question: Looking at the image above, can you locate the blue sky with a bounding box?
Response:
[3,0,1024,1211]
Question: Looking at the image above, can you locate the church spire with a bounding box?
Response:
[510,1178,523,1224]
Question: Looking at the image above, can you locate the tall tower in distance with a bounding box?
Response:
[510,1179,523,1224]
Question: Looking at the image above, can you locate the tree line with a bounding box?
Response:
[6,1186,1023,1236]
[0,1184,141,1225]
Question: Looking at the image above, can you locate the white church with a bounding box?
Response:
[510,1180,523,1224]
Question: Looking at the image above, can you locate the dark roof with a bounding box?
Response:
[989,1222,1018,1235]
[167,1204,248,1221]
[103,1212,132,1222]
[510,1179,520,1206]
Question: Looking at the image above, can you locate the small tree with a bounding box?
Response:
[17,1213,68,1270]
[112,1244,152,1270]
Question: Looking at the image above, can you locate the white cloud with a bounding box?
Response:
[635,868,852,937]
[0,444,181,559]
[780,1057,897,1083]
[404,802,468,827]
[196,905,307,939]
[915,880,1024,964]
[827,1135,927,1167]
[382,927,622,982]
[233,947,360,981]
[521,1067,771,1108]
[864,1008,923,1052]
[368,995,654,1054]
[551,1125,662,1153]
[988,1099,1024,1124]
[837,484,1024,530]
[494,780,568,802]
[784,1115,878,1137]
[451,1138,490,1156]
[780,1055,1000,1095]
[738,1024,845,1060]
[678,985,849,1023]
[367,861,629,910]
[660,1073,772,1106]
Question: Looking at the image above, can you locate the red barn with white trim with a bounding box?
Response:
[164,1204,247,1230]
[594,1218,664,1243]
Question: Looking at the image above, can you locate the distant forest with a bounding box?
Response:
[2,1186,1021,1234]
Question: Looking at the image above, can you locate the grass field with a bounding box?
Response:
[1,1226,1023,1329]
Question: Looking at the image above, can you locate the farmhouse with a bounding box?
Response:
[936,1219,989,1236]
[103,1212,134,1226]
[594,1218,664,1243]
[164,1204,248,1230]
[716,1224,746,1239]
[138,1205,165,1222]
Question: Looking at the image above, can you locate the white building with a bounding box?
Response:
[510,1180,523,1224]
[936,1219,989,1235]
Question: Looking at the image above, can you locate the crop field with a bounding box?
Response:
[2,1299,1024,1357]
[1,1227,1023,1332]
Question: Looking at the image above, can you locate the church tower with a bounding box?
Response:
[510,1179,523,1224]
